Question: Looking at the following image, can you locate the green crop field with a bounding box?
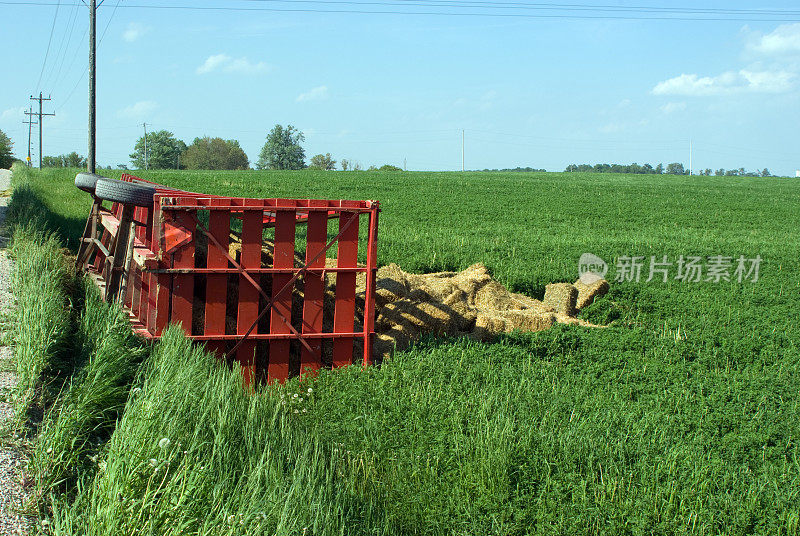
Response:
[7,165,800,535]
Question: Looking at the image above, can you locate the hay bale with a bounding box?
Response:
[542,283,578,316]
[472,313,509,341]
[573,278,609,310]
[509,293,553,314]
[441,289,478,331]
[473,279,517,310]
[501,310,556,332]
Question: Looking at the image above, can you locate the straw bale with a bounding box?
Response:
[542,283,578,316]
[573,278,609,310]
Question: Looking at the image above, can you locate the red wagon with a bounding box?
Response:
[74,172,380,385]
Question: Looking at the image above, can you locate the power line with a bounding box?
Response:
[42,2,78,89]
[99,0,122,43]
[28,93,55,169]
[52,20,88,101]
[35,0,61,92]
[22,107,38,167]
[5,1,800,21]
[241,0,800,17]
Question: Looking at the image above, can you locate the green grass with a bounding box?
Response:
[7,164,800,534]
[6,213,74,420]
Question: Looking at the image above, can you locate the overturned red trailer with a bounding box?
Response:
[74,172,379,385]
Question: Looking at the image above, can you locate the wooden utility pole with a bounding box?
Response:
[143,122,148,169]
[29,93,54,169]
[22,107,37,167]
[88,0,97,173]
[461,129,465,172]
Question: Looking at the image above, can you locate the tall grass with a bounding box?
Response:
[7,219,73,419]
[29,278,147,502]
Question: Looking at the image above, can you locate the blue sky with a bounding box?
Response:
[1,1,799,174]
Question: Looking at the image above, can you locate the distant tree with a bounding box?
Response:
[703,168,712,176]
[655,163,664,174]
[309,153,336,170]
[378,164,403,171]
[116,164,129,170]
[0,130,14,169]
[42,152,87,168]
[340,159,350,171]
[352,162,362,171]
[130,130,185,169]
[715,169,725,176]
[181,137,249,170]
[367,165,378,171]
[256,124,305,170]
[761,168,771,177]
[41,156,60,167]
[665,162,686,175]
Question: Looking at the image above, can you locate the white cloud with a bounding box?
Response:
[196,54,269,75]
[117,101,157,119]
[197,54,230,74]
[652,70,795,96]
[749,23,800,56]
[660,101,686,114]
[296,86,329,102]
[1,107,26,120]
[123,22,149,43]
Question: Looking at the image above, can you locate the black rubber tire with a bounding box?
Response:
[94,178,156,207]
[74,172,107,194]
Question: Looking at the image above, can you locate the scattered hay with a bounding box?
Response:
[362,262,607,359]
[190,231,608,364]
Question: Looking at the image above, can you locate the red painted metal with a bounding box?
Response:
[83,173,379,385]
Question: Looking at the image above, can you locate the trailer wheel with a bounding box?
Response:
[95,178,156,208]
[74,172,107,194]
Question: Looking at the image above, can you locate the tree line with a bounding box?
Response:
[124,124,402,172]
[565,162,774,176]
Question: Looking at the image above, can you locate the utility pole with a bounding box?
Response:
[143,122,148,170]
[88,0,97,173]
[30,93,54,169]
[22,107,38,167]
[461,129,465,172]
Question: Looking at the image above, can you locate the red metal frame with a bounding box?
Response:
[85,174,380,384]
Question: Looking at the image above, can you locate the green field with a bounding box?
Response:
[7,165,800,534]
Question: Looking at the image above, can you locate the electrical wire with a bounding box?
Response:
[5,0,800,22]
[34,0,61,92]
[42,2,78,89]
[99,0,122,44]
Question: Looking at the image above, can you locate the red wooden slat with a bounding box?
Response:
[151,197,171,336]
[300,201,327,376]
[363,206,379,366]
[170,204,196,330]
[237,199,263,386]
[138,207,153,330]
[204,199,230,358]
[269,200,297,383]
[332,207,360,367]
[126,206,145,311]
